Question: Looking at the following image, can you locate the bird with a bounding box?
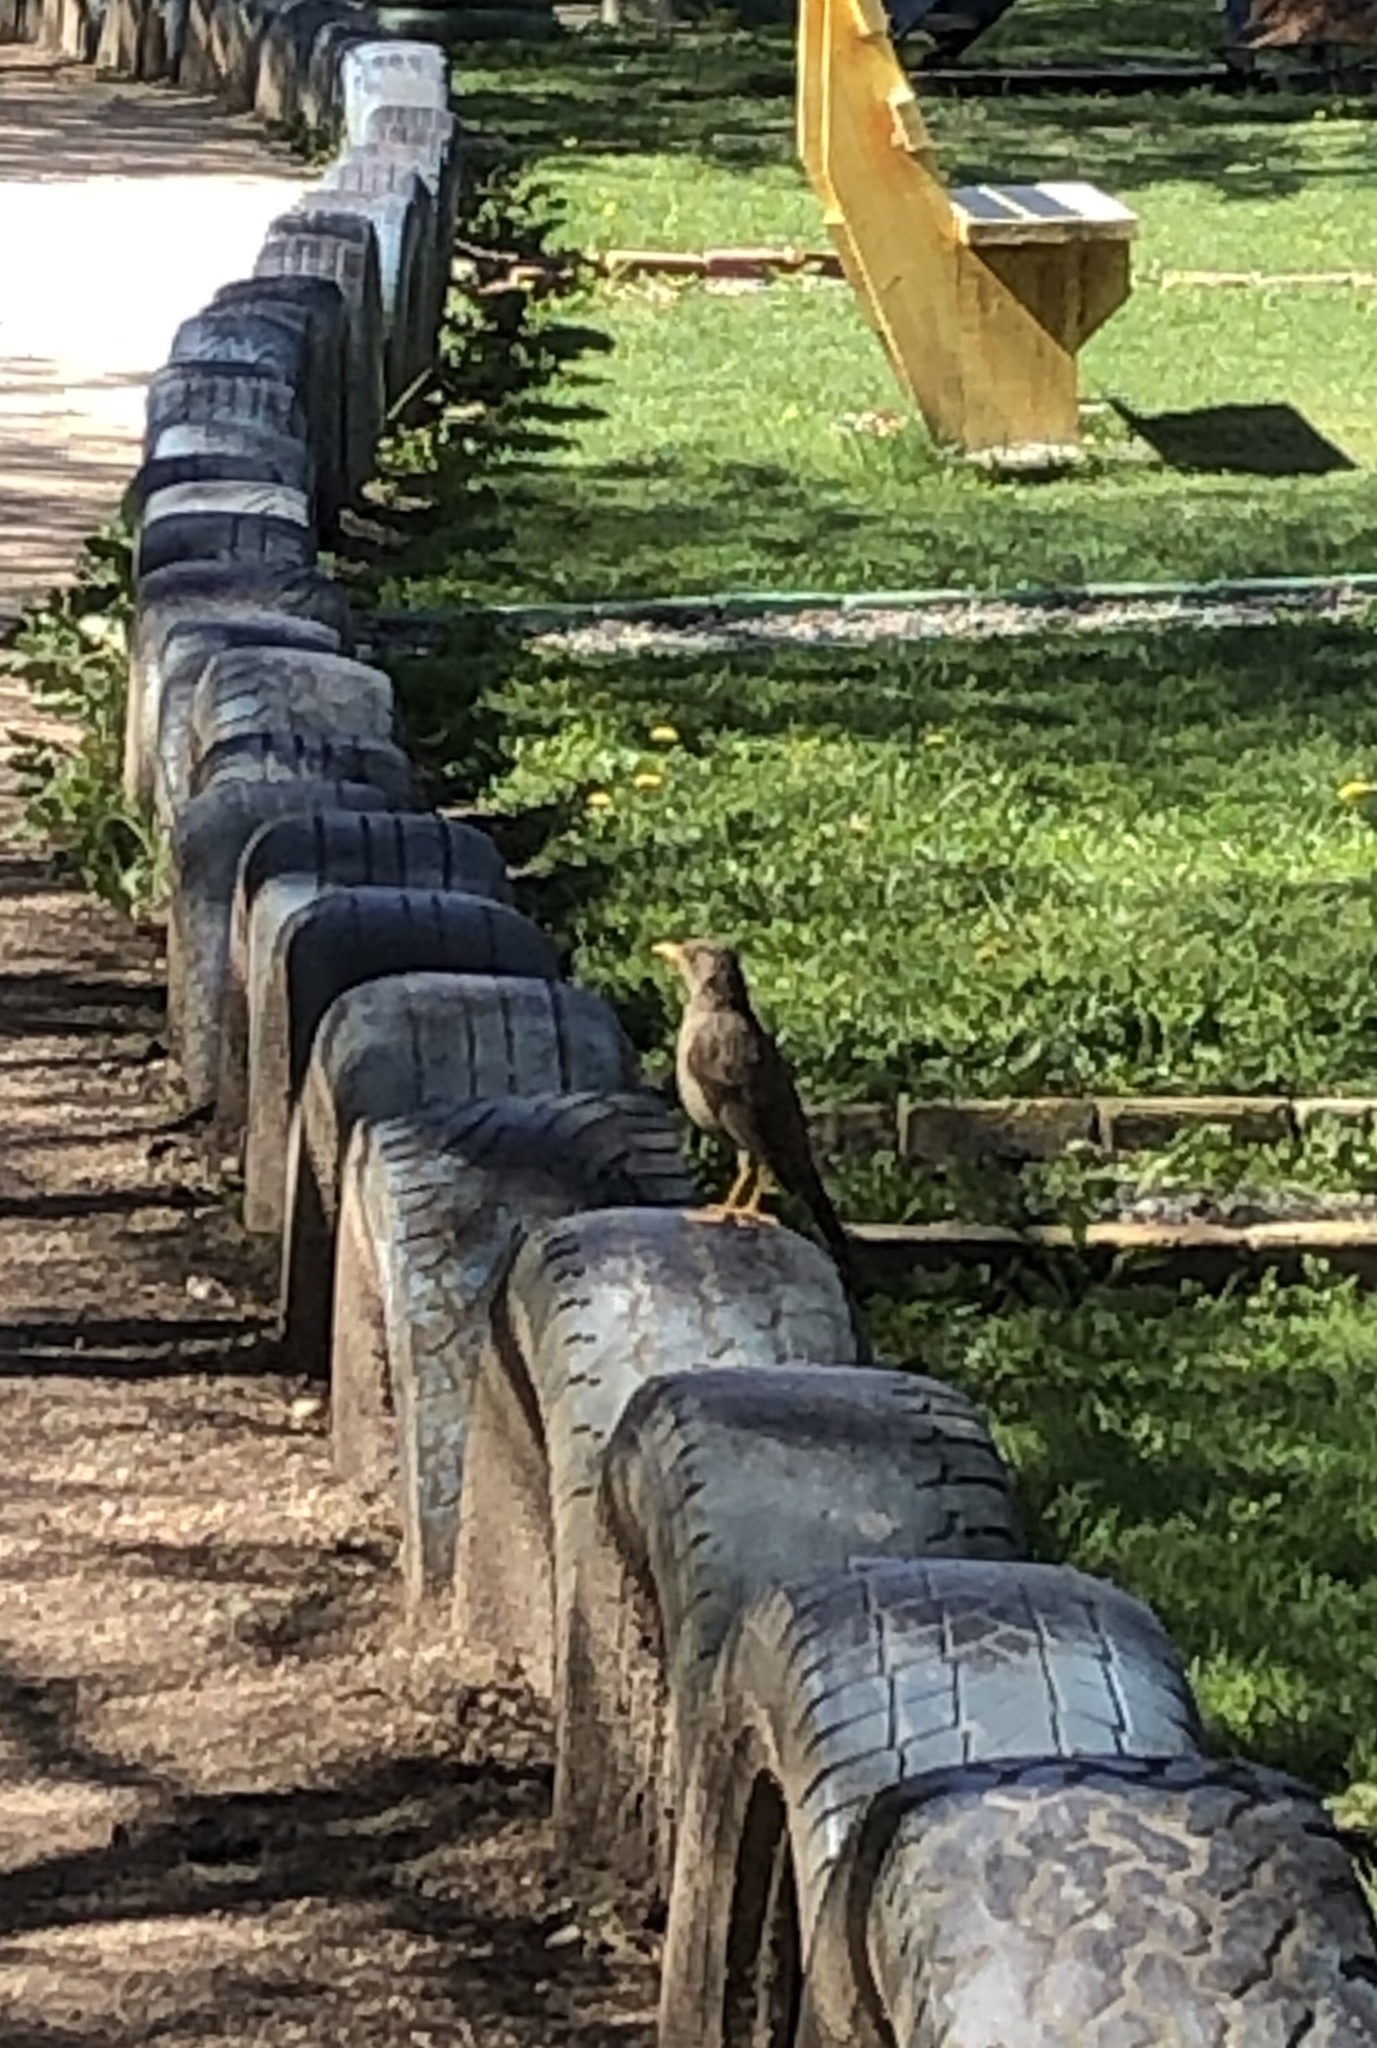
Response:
[652,937,854,1283]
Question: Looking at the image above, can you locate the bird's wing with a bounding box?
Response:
[682,1006,776,1159]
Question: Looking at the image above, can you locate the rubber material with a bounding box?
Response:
[219,810,511,1128]
[331,1090,696,1607]
[862,1757,1377,2048]
[280,973,638,1375]
[167,776,393,1107]
[242,887,560,1232]
[565,1365,1022,1894]
[659,1558,1201,2048]
[152,610,343,826]
[453,1207,857,1702]
[130,559,352,808]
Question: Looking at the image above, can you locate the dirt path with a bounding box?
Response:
[0,48,660,2047]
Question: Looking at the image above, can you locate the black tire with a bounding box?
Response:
[453,1208,858,1701]
[211,276,350,530]
[356,114,460,358]
[136,483,316,580]
[252,0,350,124]
[856,1757,1377,2048]
[130,560,352,807]
[180,644,393,812]
[169,309,310,387]
[322,155,436,392]
[339,36,449,144]
[221,813,511,1129]
[188,728,415,806]
[124,443,315,525]
[142,362,306,462]
[331,1090,696,1609]
[566,1366,1022,1896]
[153,609,343,825]
[305,183,428,403]
[659,1558,1202,2048]
[242,887,561,1232]
[167,777,394,1107]
[281,973,639,1377]
[299,18,378,134]
[256,209,384,497]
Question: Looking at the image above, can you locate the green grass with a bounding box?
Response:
[870,1265,1377,1804]
[387,623,1377,1104]
[828,1114,1377,1229]
[363,6,1377,1818]
[431,29,1377,598]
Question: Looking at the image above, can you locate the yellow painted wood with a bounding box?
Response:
[797,0,1138,452]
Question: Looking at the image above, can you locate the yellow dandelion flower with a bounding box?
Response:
[649,724,680,745]
[1339,779,1377,805]
[633,771,664,791]
[924,728,952,748]
[587,790,614,811]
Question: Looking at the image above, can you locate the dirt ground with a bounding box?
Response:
[0,46,661,2048]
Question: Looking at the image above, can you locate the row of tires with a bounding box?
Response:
[30,3,1377,2039]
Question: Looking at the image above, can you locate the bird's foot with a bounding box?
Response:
[688,1204,781,1228]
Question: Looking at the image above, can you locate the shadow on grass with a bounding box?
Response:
[455,25,1377,199]
[871,1265,1377,1794]
[1114,397,1358,474]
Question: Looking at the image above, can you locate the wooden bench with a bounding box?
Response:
[798,0,1138,454]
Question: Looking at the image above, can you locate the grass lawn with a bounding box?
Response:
[388,622,1377,1106]
[356,2,1377,1822]
[411,19,1377,603]
[870,1265,1377,1808]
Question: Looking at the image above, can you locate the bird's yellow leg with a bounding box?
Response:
[695,1156,766,1225]
[738,1162,777,1215]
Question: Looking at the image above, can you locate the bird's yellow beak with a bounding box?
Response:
[652,940,684,965]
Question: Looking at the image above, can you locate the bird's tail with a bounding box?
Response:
[794,1166,873,1363]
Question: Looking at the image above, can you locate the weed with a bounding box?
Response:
[5,525,162,922]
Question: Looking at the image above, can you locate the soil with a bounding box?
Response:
[0,45,661,2048]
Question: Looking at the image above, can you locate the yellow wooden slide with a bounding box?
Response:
[799,0,1139,454]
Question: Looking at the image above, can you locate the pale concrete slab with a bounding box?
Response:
[0,47,307,624]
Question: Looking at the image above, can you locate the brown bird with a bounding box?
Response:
[652,938,853,1281]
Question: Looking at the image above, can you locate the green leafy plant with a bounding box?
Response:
[5,524,162,922]
[871,1263,1377,1809]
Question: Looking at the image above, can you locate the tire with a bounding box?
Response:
[125,443,316,525]
[322,155,435,393]
[281,973,638,1377]
[659,1558,1202,2048]
[136,482,316,580]
[153,610,343,826]
[256,210,384,498]
[566,1366,1022,1897]
[357,109,460,359]
[305,182,428,404]
[142,362,307,463]
[188,728,415,806]
[242,888,560,1233]
[299,18,378,133]
[340,36,449,146]
[167,777,393,1108]
[130,559,351,807]
[857,1757,1377,2048]
[186,643,394,804]
[331,1090,696,1610]
[221,814,511,1127]
[169,309,311,387]
[253,0,341,123]
[212,277,350,530]
[453,1207,858,1703]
